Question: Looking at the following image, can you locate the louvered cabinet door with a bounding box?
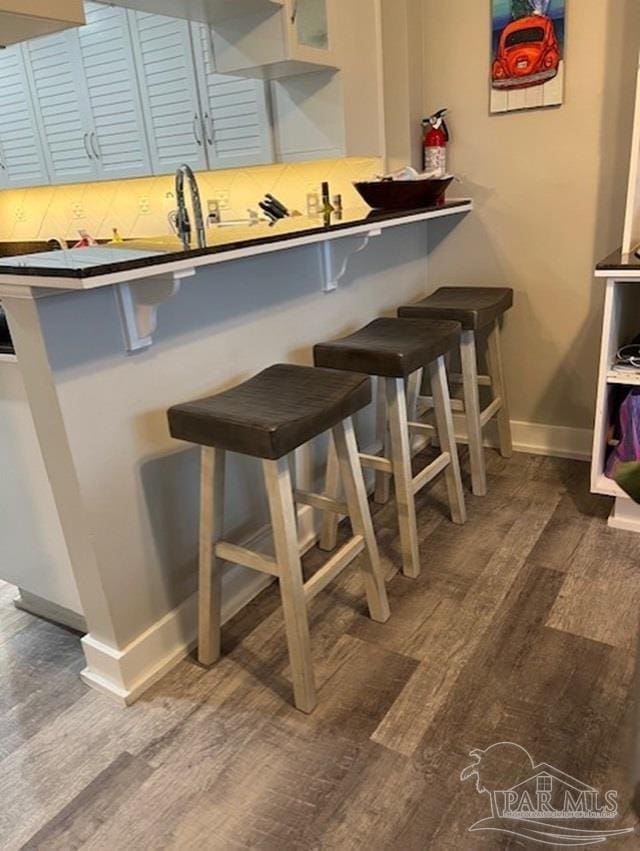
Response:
[21,31,98,185]
[192,23,274,170]
[0,45,50,189]
[77,2,152,180]
[128,11,208,175]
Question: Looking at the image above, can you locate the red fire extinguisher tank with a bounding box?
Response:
[423,109,450,176]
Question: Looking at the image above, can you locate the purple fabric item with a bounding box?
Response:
[606,388,640,478]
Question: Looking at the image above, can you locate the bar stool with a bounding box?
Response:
[399,287,513,497]
[314,318,466,580]
[168,364,390,714]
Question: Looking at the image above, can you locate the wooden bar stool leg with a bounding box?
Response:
[486,319,513,459]
[318,437,341,552]
[407,368,425,455]
[332,418,390,624]
[263,456,317,714]
[198,447,225,667]
[461,329,488,497]
[429,356,467,525]
[374,376,391,505]
[386,377,421,579]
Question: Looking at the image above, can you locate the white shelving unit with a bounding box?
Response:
[592,272,640,531]
[591,47,640,532]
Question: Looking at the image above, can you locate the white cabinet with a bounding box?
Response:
[22,31,98,184]
[22,3,152,185]
[0,0,85,49]
[91,0,283,26]
[210,0,338,79]
[270,0,383,163]
[128,11,273,175]
[0,45,50,188]
[76,2,152,180]
[191,23,273,169]
[128,12,209,174]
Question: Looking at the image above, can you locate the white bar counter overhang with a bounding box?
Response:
[0,200,472,704]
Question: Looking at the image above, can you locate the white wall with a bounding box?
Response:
[423,0,640,431]
[0,358,81,614]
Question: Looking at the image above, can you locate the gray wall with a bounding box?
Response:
[38,222,452,647]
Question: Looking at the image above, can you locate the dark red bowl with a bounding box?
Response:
[354,176,454,210]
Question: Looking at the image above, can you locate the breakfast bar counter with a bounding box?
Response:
[0,199,471,703]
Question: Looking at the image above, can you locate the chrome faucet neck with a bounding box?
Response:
[175,164,206,251]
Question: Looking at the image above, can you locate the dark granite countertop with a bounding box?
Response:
[0,201,471,282]
[597,246,640,271]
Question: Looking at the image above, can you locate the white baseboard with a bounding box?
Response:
[608,496,640,533]
[80,505,318,706]
[14,589,87,633]
[509,420,593,462]
[451,414,593,462]
[79,419,593,707]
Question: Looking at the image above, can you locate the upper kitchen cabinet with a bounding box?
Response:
[22,2,152,184]
[210,0,338,80]
[92,0,282,26]
[128,12,209,175]
[0,46,50,188]
[128,11,273,175]
[191,24,274,169]
[270,0,383,161]
[0,0,85,48]
[21,31,100,184]
[75,3,152,180]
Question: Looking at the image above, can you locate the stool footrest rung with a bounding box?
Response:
[449,373,492,387]
[295,490,347,516]
[304,535,365,602]
[360,453,393,474]
[480,396,502,428]
[418,395,465,413]
[408,421,436,435]
[418,394,503,429]
[412,452,451,495]
[215,541,279,577]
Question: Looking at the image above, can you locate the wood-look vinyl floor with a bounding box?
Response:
[1,452,639,850]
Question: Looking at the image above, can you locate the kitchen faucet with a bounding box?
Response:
[175,164,206,251]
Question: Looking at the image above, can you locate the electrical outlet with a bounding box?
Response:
[72,202,84,220]
[13,206,26,223]
[138,195,151,215]
[207,200,220,225]
[212,190,230,211]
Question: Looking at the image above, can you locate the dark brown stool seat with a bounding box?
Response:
[314,317,466,580]
[168,362,389,714]
[398,286,514,497]
[168,363,371,460]
[398,287,513,330]
[313,318,462,378]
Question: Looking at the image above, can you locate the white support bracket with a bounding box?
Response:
[319,228,382,293]
[114,268,195,354]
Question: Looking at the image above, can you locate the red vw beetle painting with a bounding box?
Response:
[491,0,565,113]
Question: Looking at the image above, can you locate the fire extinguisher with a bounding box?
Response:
[422,109,450,177]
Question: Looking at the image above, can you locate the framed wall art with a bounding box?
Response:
[491,0,565,113]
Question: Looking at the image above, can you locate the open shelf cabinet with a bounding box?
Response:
[591,277,640,531]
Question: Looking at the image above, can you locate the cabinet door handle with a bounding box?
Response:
[90,131,101,160]
[204,112,213,146]
[193,114,203,146]
[291,0,298,23]
[83,132,93,160]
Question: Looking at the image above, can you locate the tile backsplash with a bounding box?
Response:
[0,157,381,243]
